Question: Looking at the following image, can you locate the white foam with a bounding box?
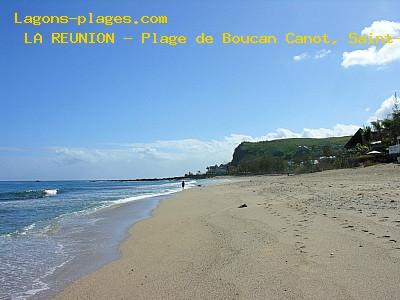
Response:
[12,257,72,300]
[44,189,58,196]
[48,183,195,221]
[110,189,180,205]
[110,182,196,206]
[135,180,197,189]
[19,223,36,235]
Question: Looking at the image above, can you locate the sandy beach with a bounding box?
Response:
[55,164,400,300]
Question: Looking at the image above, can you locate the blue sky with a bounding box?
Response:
[1,0,400,180]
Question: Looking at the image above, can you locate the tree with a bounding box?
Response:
[371,120,383,140]
[355,144,369,155]
[362,126,372,146]
[322,145,333,157]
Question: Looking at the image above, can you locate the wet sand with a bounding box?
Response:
[55,164,400,299]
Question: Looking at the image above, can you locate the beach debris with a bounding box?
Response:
[238,204,248,208]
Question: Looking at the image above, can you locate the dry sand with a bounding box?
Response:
[55,164,400,299]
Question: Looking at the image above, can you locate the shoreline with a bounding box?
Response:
[28,178,225,300]
[30,193,164,300]
[55,165,400,299]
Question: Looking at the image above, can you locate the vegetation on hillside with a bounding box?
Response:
[227,136,350,175]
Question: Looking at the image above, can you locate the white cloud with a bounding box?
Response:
[50,135,254,166]
[293,53,309,61]
[0,147,23,152]
[263,124,359,140]
[367,95,399,122]
[51,147,120,163]
[361,20,400,37]
[342,43,400,67]
[342,20,400,68]
[50,124,360,170]
[314,49,331,59]
[294,49,331,61]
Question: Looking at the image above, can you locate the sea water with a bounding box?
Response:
[0,179,212,299]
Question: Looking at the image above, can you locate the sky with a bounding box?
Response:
[0,0,400,180]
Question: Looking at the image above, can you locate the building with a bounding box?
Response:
[389,136,400,162]
[344,128,364,149]
[206,164,228,176]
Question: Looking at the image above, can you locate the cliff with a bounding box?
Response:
[229,136,351,174]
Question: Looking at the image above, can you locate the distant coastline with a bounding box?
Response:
[109,174,213,182]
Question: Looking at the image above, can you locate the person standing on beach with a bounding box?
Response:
[181,180,185,189]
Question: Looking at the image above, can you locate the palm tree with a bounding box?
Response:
[363,126,372,146]
[371,120,383,140]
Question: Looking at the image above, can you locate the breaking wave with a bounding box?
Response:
[0,189,58,201]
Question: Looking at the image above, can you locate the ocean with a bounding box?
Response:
[0,179,215,299]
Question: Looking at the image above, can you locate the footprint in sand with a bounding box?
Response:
[343,225,354,229]
[295,242,307,253]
